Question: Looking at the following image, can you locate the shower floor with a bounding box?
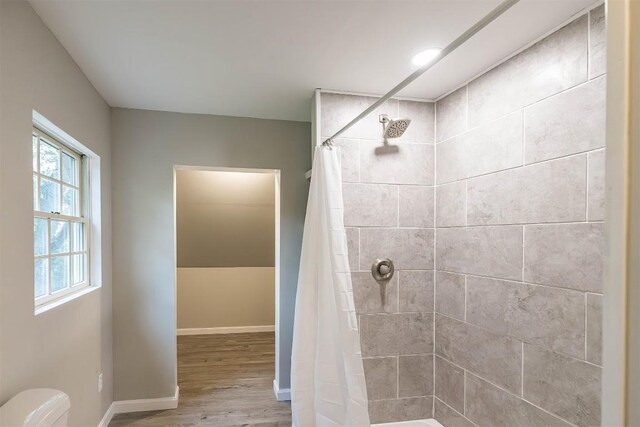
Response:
[373,419,444,427]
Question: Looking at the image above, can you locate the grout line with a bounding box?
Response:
[587,7,591,80]
[436,268,602,295]
[433,75,607,147]
[435,311,603,368]
[522,108,526,165]
[586,153,590,221]
[463,369,467,415]
[463,275,468,322]
[466,369,580,427]
[436,147,601,187]
[521,341,525,396]
[464,180,468,226]
[465,85,469,131]
[396,185,400,227]
[584,293,589,360]
[522,227,526,281]
[434,397,479,427]
[435,220,603,229]
[396,356,399,398]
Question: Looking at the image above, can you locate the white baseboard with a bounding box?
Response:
[97,402,115,427]
[272,379,291,401]
[97,386,179,426]
[177,325,275,335]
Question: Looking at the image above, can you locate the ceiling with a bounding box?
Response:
[29,0,596,122]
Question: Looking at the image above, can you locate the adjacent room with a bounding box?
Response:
[1,1,638,427]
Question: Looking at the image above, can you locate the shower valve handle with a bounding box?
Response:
[371,258,395,282]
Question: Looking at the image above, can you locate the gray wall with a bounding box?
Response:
[111,108,309,399]
[433,7,605,427]
[176,169,275,268]
[0,1,113,425]
[319,91,437,423]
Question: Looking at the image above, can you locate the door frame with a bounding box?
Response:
[602,0,640,424]
[172,164,282,392]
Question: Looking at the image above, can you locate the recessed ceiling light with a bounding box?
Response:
[412,48,442,66]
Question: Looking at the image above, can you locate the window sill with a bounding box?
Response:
[34,285,100,316]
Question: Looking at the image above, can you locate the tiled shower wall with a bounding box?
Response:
[317,4,605,426]
[319,92,437,423]
[433,5,605,427]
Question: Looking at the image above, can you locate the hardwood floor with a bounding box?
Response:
[109,332,292,426]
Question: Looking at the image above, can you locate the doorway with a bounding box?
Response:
[169,165,288,423]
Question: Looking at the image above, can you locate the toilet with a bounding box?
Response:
[0,389,70,427]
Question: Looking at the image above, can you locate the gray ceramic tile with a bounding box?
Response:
[399,186,434,228]
[369,397,433,424]
[589,5,606,79]
[363,357,398,400]
[435,314,522,394]
[360,314,398,357]
[525,77,606,163]
[398,100,435,144]
[343,183,398,227]
[524,223,604,292]
[523,344,601,426]
[399,313,434,354]
[586,293,603,365]
[436,181,466,227]
[436,87,467,142]
[467,16,588,127]
[361,141,434,185]
[321,92,398,140]
[361,228,434,270]
[466,276,585,358]
[346,227,359,272]
[466,373,572,427]
[399,270,434,313]
[435,272,465,321]
[588,149,605,221]
[436,112,523,184]
[395,397,433,422]
[435,356,465,413]
[352,272,398,314]
[434,398,476,427]
[333,139,360,182]
[368,399,398,424]
[399,355,434,397]
[467,156,587,225]
[436,226,523,280]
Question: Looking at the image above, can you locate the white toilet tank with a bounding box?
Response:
[0,389,70,427]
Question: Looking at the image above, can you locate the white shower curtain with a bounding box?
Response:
[291,146,370,427]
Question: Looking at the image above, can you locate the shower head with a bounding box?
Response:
[379,114,411,139]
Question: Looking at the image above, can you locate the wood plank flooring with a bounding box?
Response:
[109,332,292,426]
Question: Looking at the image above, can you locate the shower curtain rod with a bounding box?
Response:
[322,0,520,147]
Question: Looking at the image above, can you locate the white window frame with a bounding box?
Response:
[33,126,91,307]
[32,111,102,315]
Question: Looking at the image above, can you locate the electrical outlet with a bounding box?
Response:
[97,373,103,393]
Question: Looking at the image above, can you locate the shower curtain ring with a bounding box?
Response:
[322,139,334,149]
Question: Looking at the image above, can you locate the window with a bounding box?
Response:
[32,126,89,307]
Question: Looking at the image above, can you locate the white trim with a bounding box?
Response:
[97,387,179,427]
[35,285,100,315]
[272,379,291,401]
[114,387,179,415]
[97,403,115,427]
[177,325,275,336]
[174,164,278,174]
[173,165,281,408]
[318,88,434,103]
